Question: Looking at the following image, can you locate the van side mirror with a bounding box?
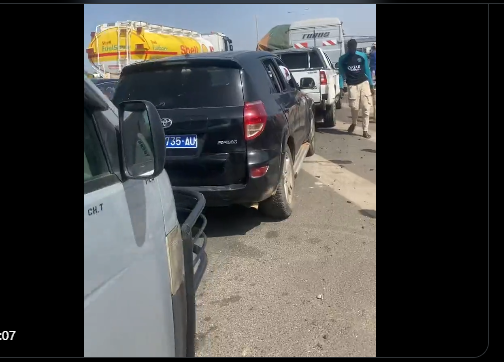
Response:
[229,44,233,51]
[118,100,166,180]
[299,77,316,90]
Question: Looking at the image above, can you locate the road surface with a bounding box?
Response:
[195,99,376,357]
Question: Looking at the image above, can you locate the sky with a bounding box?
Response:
[84,4,376,71]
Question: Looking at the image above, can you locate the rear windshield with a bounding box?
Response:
[279,51,324,69]
[113,65,243,109]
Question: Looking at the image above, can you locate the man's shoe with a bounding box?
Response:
[363,131,371,139]
[348,124,356,133]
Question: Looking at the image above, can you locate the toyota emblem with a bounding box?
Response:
[161,118,173,128]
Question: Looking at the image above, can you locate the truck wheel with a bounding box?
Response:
[259,147,294,220]
[323,103,336,128]
[307,112,316,157]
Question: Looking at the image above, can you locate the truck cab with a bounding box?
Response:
[202,32,233,52]
[84,75,207,357]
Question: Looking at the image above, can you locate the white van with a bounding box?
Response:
[84,75,207,357]
[288,18,346,64]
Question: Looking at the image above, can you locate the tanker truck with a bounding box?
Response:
[86,20,233,78]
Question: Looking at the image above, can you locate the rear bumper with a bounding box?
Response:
[177,152,282,206]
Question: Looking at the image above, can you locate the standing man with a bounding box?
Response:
[338,39,375,139]
[370,43,376,81]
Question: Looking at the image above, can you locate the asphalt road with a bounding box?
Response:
[195,99,376,357]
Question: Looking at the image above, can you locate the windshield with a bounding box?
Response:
[113,65,243,109]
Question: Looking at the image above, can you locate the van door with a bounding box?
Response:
[84,104,176,357]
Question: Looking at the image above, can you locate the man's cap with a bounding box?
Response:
[347,39,357,46]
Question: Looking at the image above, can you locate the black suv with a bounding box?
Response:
[113,51,315,219]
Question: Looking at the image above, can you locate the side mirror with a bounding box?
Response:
[118,100,166,180]
[299,77,316,90]
[333,62,338,70]
[229,44,234,51]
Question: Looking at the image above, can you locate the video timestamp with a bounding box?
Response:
[0,331,16,340]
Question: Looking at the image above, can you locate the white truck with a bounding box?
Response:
[202,31,233,52]
[288,18,346,64]
[274,47,341,127]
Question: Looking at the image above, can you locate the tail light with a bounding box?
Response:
[250,165,269,178]
[320,71,328,85]
[244,101,267,141]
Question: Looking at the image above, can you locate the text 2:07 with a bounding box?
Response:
[0,331,16,340]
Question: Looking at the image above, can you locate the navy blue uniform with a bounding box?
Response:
[338,51,374,89]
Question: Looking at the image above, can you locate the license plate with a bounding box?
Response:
[165,135,198,149]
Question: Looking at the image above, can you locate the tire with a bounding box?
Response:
[259,147,294,220]
[323,103,336,128]
[307,112,316,157]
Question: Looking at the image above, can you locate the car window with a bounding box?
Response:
[309,51,324,68]
[114,65,243,109]
[84,109,110,182]
[94,82,117,100]
[261,58,285,93]
[279,52,309,69]
[274,58,298,90]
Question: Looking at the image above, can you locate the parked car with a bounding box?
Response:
[113,51,315,219]
[91,78,118,100]
[273,47,341,127]
[84,75,207,357]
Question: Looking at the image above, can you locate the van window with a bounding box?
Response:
[114,65,243,109]
[84,109,110,182]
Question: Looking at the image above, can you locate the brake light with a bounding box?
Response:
[244,101,267,141]
[251,165,269,178]
[320,71,328,85]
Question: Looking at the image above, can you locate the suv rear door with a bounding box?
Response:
[114,61,247,187]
